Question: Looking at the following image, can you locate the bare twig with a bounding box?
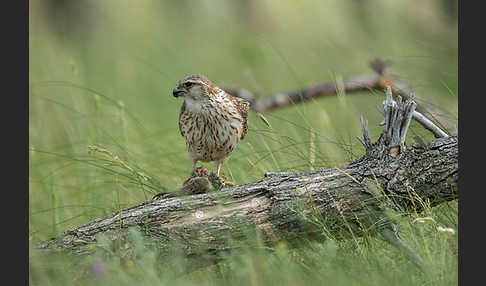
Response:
[357,115,371,149]
[412,110,449,138]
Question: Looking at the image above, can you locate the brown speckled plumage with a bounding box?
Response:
[174,74,249,176]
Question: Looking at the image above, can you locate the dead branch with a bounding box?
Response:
[222,74,383,113]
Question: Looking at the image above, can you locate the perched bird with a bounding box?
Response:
[173,74,249,178]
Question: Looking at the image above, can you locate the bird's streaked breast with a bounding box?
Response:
[179,91,245,162]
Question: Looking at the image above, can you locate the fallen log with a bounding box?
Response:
[36,87,458,267]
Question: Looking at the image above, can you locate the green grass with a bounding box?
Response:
[29,0,457,285]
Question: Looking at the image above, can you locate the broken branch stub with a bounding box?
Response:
[360,86,418,158]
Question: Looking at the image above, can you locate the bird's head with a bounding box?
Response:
[172,74,216,101]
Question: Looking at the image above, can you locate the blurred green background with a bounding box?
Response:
[29,0,457,285]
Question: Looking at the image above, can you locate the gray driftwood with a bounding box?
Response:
[36,92,457,267]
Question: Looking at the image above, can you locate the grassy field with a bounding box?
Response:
[29,0,457,285]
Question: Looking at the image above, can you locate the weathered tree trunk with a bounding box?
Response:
[36,92,458,263]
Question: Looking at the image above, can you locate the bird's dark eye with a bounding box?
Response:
[184,82,193,88]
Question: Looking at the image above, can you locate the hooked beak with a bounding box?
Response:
[173,88,184,98]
